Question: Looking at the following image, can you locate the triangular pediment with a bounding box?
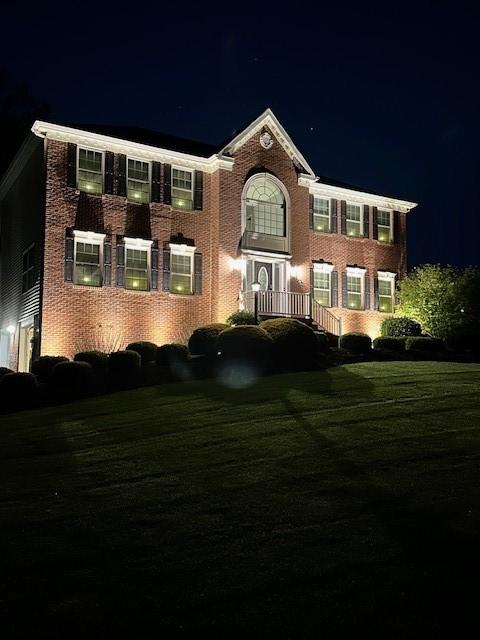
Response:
[219,108,315,176]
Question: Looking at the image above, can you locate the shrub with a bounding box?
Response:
[50,361,95,397]
[188,323,229,357]
[0,372,39,411]
[405,336,445,353]
[125,341,157,366]
[217,325,273,372]
[226,310,257,326]
[31,355,69,383]
[338,332,372,354]
[0,367,13,379]
[259,318,319,370]
[108,350,141,383]
[380,316,422,337]
[314,331,329,353]
[74,350,108,377]
[156,343,190,381]
[372,336,407,352]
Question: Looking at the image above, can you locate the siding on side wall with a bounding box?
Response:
[0,135,45,370]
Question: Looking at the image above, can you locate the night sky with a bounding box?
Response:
[2,1,479,268]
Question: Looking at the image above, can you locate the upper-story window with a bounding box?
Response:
[346,203,362,237]
[127,159,150,204]
[170,244,195,294]
[22,245,35,293]
[377,271,395,312]
[73,231,104,286]
[313,197,330,233]
[377,209,393,243]
[245,175,286,237]
[125,244,149,291]
[172,168,194,210]
[77,148,103,195]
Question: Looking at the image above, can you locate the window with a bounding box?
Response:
[245,175,286,237]
[172,168,193,209]
[313,197,330,233]
[77,148,103,195]
[126,247,149,291]
[127,159,150,204]
[346,274,363,309]
[313,269,331,306]
[378,272,395,313]
[346,203,362,237]
[377,209,392,243]
[170,250,193,294]
[74,233,103,287]
[22,245,35,292]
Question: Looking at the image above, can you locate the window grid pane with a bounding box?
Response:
[171,252,192,294]
[313,271,331,306]
[125,248,148,290]
[127,159,150,203]
[22,246,35,292]
[347,275,362,309]
[74,241,101,286]
[78,149,103,195]
[378,278,393,313]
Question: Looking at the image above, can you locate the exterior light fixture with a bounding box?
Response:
[252,281,261,323]
[6,325,15,335]
[251,282,261,293]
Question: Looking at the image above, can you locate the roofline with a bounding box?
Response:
[0,133,41,202]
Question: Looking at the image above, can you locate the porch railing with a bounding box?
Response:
[311,298,342,337]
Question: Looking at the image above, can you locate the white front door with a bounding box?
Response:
[18,321,34,372]
[244,257,286,292]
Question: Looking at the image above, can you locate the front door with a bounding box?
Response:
[254,261,273,291]
[18,321,34,372]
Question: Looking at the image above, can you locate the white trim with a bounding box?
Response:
[241,249,292,259]
[313,262,334,273]
[377,270,396,280]
[241,172,290,246]
[219,108,315,176]
[169,242,196,254]
[73,230,106,242]
[346,265,366,276]
[124,237,153,249]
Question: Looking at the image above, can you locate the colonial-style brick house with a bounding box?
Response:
[0,109,416,371]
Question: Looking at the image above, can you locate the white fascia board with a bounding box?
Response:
[31,121,233,174]
[298,174,418,213]
[241,248,292,260]
[124,237,153,249]
[346,266,366,276]
[169,242,196,254]
[73,230,106,242]
[219,108,316,177]
[313,262,335,273]
[377,270,396,279]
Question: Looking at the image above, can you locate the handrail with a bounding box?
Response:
[311,298,342,336]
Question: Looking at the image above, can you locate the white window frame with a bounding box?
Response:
[127,157,151,204]
[22,243,35,293]
[76,147,104,195]
[377,270,396,313]
[124,237,152,291]
[313,196,331,233]
[313,262,334,307]
[346,266,366,309]
[169,242,196,295]
[172,166,194,210]
[377,209,393,243]
[346,202,363,237]
[73,230,105,287]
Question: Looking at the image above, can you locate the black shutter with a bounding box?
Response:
[342,271,348,308]
[364,273,370,310]
[151,243,159,290]
[104,151,114,195]
[116,240,125,287]
[117,154,127,197]
[363,205,370,239]
[340,201,347,235]
[162,247,170,291]
[65,231,74,282]
[163,164,172,205]
[309,194,314,229]
[393,211,400,243]
[194,171,203,210]
[331,199,338,233]
[374,276,379,310]
[372,207,378,240]
[66,143,77,188]
[104,237,112,285]
[151,162,161,203]
[331,270,338,307]
[194,253,202,294]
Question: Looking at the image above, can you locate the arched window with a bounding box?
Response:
[244,174,286,237]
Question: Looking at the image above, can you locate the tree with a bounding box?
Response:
[397,264,480,342]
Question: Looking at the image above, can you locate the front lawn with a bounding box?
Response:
[1,362,480,638]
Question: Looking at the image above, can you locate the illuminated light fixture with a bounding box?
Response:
[230,257,246,271]
[289,265,301,278]
[6,325,15,335]
[251,282,261,293]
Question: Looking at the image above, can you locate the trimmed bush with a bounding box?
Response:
[32,355,69,383]
[50,361,95,397]
[217,325,273,371]
[74,350,108,377]
[226,310,257,326]
[108,350,141,382]
[380,317,421,337]
[314,331,329,353]
[259,318,319,370]
[156,343,189,366]
[373,336,406,352]
[125,341,157,366]
[405,336,445,353]
[338,332,372,354]
[0,372,39,411]
[188,323,229,357]
[0,367,13,379]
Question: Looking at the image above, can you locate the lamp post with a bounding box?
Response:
[251,281,261,324]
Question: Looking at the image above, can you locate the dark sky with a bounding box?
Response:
[2,1,479,268]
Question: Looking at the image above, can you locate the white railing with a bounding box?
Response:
[311,298,342,336]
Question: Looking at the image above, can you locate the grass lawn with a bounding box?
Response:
[1,361,480,638]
